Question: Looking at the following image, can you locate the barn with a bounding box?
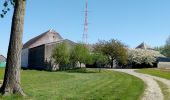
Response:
[28,39,75,70]
[21,29,75,70]
[0,55,6,68]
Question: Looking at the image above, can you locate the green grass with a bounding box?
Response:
[136,68,170,80]
[0,68,144,100]
[156,80,170,100]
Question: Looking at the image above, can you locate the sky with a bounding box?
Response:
[0,0,170,56]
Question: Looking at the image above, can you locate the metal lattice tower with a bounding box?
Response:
[83,0,88,44]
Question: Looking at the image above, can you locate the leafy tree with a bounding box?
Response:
[52,42,70,70]
[92,53,108,67]
[162,36,170,57]
[162,45,170,57]
[94,39,128,68]
[154,46,166,56]
[70,43,90,68]
[155,36,170,57]
[0,0,26,96]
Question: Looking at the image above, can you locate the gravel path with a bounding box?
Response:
[110,69,164,100]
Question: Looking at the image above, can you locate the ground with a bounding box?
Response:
[0,68,144,100]
[137,68,170,100]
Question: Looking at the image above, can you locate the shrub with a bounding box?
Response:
[128,49,164,66]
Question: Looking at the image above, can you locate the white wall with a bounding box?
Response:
[158,62,170,69]
[21,48,29,68]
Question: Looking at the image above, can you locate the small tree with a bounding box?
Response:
[52,42,70,70]
[92,53,108,67]
[70,43,90,68]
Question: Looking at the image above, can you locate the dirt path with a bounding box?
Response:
[110,69,164,100]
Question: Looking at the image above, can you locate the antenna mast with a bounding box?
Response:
[83,0,88,44]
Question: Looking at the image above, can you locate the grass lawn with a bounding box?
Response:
[136,68,170,80]
[0,68,144,100]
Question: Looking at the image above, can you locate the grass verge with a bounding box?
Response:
[156,80,170,100]
[136,68,170,80]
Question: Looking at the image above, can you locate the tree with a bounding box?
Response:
[154,36,170,57]
[92,53,108,67]
[70,43,90,68]
[162,36,170,57]
[128,49,164,67]
[0,0,26,96]
[52,42,70,70]
[94,39,128,68]
[162,45,170,57]
[154,46,166,56]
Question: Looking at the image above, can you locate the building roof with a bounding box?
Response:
[158,57,170,62]
[136,42,152,50]
[0,55,6,62]
[23,29,63,49]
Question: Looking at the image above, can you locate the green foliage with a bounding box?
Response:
[0,68,145,100]
[52,42,70,65]
[70,43,90,67]
[154,36,170,57]
[1,0,15,18]
[94,39,128,67]
[162,45,170,57]
[154,46,166,56]
[92,53,109,65]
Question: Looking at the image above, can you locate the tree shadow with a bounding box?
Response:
[65,68,100,73]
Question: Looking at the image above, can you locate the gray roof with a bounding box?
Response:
[23,29,63,49]
[45,39,76,47]
[158,57,170,62]
[0,55,6,62]
[136,42,152,50]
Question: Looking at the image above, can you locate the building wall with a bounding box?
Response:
[44,40,76,71]
[26,39,76,71]
[44,43,55,62]
[21,48,29,68]
[158,62,170,69]
[44,43,58,70]
[29,45,45,69]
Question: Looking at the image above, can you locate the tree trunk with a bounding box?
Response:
[110,58,114,68]
[0,0,26,96]
[80,62,81,68]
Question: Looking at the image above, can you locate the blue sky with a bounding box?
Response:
[0,0,170,56]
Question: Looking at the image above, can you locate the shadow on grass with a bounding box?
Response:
[0,93,28,100]
[21,67,101,73]
[65,68,100,73]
